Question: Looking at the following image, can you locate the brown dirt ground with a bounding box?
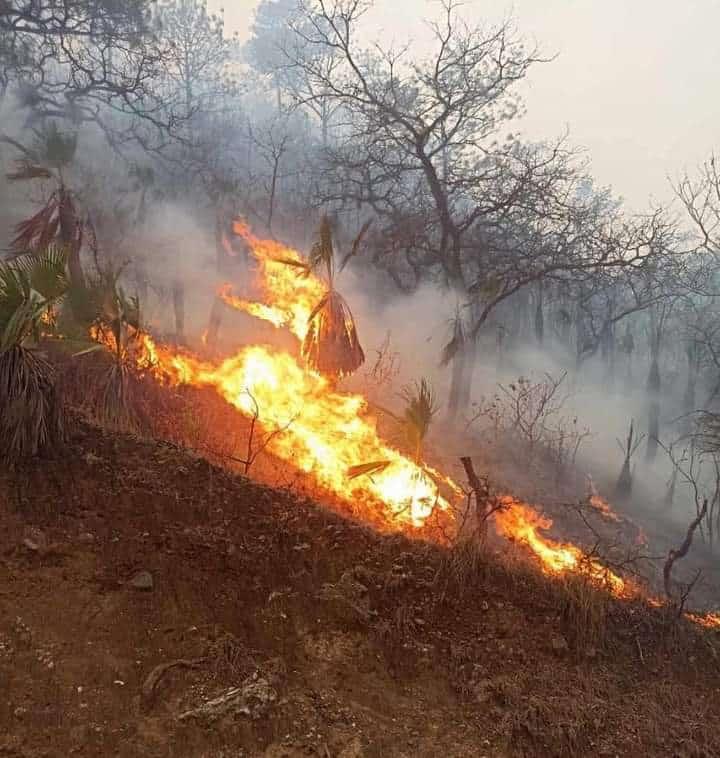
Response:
[1,418,720,758]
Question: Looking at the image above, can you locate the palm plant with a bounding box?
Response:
[72,267,145,428]
[283,216,369,380]
[0,247,68,459]
[399,378,439,463]
[348,378,439,481]
[3,121,85,290]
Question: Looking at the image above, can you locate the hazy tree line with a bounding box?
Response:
[3,0,720,485]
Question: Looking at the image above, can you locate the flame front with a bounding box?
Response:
[86,222,720,628]
[494,497,629,595]
[141,336,450,527]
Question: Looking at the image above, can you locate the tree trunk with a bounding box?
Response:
[646,354,661,462]
[205,205,231,348]
[172,279,185,342]
[447,346,467,423]
[58,186,85,291]
[683,342,698,416]
[457,335,478,413]
[267,157,279,233]
[534,283,544,345]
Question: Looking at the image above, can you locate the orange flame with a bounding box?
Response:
[139,334,452,527]
[84,223,720,628]
[222,221,326,340]
[494,498,629,596]
[587,477,621,523]
[687,612,720,630]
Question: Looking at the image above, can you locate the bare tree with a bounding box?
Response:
[0,0,183,145]
[282,0,682,420]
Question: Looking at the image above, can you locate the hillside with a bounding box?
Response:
[1,419,719,758]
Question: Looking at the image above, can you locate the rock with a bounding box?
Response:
[22,539,40,552]
[178,673,277,723]
[129,571,154,591]
[13,706,27,719]
[550,635,569,654]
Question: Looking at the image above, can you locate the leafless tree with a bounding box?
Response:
[280,0,684,419]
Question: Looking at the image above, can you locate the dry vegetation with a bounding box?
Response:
[1,416,719,757]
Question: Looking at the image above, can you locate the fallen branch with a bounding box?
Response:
[142,657,206,703]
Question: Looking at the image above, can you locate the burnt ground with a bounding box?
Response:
[1,418,720,757]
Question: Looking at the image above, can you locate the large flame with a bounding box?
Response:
[86,222,720,629]
[220,221,326,341]
[139,335,453,527]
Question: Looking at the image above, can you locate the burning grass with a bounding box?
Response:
[57,221,720,633]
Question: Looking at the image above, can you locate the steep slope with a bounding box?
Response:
[0,419,719,757]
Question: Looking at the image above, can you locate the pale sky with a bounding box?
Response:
[212,0,720,210]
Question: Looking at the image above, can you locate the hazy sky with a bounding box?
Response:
[211,0,720,210]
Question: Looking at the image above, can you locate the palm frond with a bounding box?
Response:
[302,289,365,379]
[339,219,373,273]
[32,121,78,168]
[309,215,335,283]
[0,344,65,460]
[400,378,438,458]
[347,460,392,480]
[12,245,69,300]
[10,194,60,254]
[6,159,53,181]
[273,257,312,275]
[440,313,466,367]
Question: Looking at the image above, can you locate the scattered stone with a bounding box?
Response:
[550,635,569,654]
[129,571,154,591]
[22,538,40,552]
[13,706,27,719]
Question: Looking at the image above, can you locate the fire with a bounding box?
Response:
[222,221,326,340]
[494,498,629,595]
[688,612,720,630]
[587,477,621,522]
[83,222,720,627]
[139,335,452,527]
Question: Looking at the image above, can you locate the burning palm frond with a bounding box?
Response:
[71,267,146,429]
[347,460,392,480]
[302,289,365,378]
[276,215,368,380]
